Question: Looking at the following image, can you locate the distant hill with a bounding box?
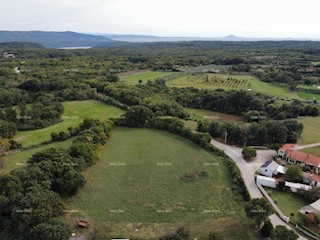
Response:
[102,34,319,43]
[0,31,114,48]
[0,42,44,49]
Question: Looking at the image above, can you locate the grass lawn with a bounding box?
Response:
[167,73,299,99]
[182,120,198,131]
[13,100,125,148]
[264,187,309,223]
[187,108,244,122]
[298,117,320,145]
[65,128,257,239]
[301,147,320,157]
[298,92,320,101]
[0,138,74,175]
[120,71,174,85]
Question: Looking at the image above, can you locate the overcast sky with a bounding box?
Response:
[1,0,319,38]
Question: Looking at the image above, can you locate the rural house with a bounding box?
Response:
[258,160,286,177]
[286,150,320,174]
[284,181,312,193]
[277,144,297,158]
[300,199,320,215]
[3,52,15,58]
[303,172,320,187]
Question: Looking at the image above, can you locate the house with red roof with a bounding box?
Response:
[286,150,320,174]
[278,144,320,174]
[277,144,297,158]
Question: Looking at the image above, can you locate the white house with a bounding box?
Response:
[277,144,297,158]
[285,181,312,193]
[300,199,320,214]
[256,175,277,188]
[258,160,286,177]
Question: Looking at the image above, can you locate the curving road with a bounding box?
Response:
[210,139,308,240]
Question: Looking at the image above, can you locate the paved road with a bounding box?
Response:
[210,139,308,240]
[294,143,320,150]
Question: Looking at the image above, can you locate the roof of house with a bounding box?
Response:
[303,172,320,182]
[256,175,276,182]
[279,144,297,151]
[285,181,313,191]
[300,204,320,214]
[260,160,279,173]
[276,165,287,174]
[287,150,320,168]
[310,199,320,212]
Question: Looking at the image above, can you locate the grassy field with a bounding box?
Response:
[301,147,320,157]
[65,128,257,239]
[298,92,320,101]
[13,100,125,148]
[0,138,74,175]
[187,108,244,122]
[264,187,308,223]
[119,71,174,85]
[167,73,298,99]
[298,117,320,145]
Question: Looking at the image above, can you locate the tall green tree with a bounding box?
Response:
[245,198,274,226]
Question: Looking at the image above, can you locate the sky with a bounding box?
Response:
[1,0,320,38]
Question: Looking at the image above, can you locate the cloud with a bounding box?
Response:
[0,0,319,38]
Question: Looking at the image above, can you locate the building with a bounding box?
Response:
[286,150,320,174]
[258,160,287,177]
[285,181,312,193]
[303,172,320,187]
[3,52,15,58]
[300,199,320,214]
[256,175,277,188]
[277,144,297,158]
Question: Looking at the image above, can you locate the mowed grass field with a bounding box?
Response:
[0,138,74,176]
[166,73,299,99]
[13,100,125,148]
[65,128,257,239]
[119,71,174,85]
[301,147,320,157]
[298,92,320,101]
[298,117,320,145]
[264,187,308,224]
[187,108,244,122]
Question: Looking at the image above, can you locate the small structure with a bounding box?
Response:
[76,220,89,228]
[300,199,320,214]
[285,181,312,193]
[277,144,297,158]
[258,160,286,177]
[303,172,320,187]
[256,175,277,188]
[3,52,15,58]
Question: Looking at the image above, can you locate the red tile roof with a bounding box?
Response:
[310,173,320,182]
[279,144,297,151]
[287,150,320,168]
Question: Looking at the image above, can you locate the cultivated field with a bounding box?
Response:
[0,138,74,175]
[65,128,257,239]
[13,100,125,147]
[120,71,174,85]
[166,73,299,99]
[298,117,320,145]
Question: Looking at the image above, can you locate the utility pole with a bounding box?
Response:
[224,130,228,144]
